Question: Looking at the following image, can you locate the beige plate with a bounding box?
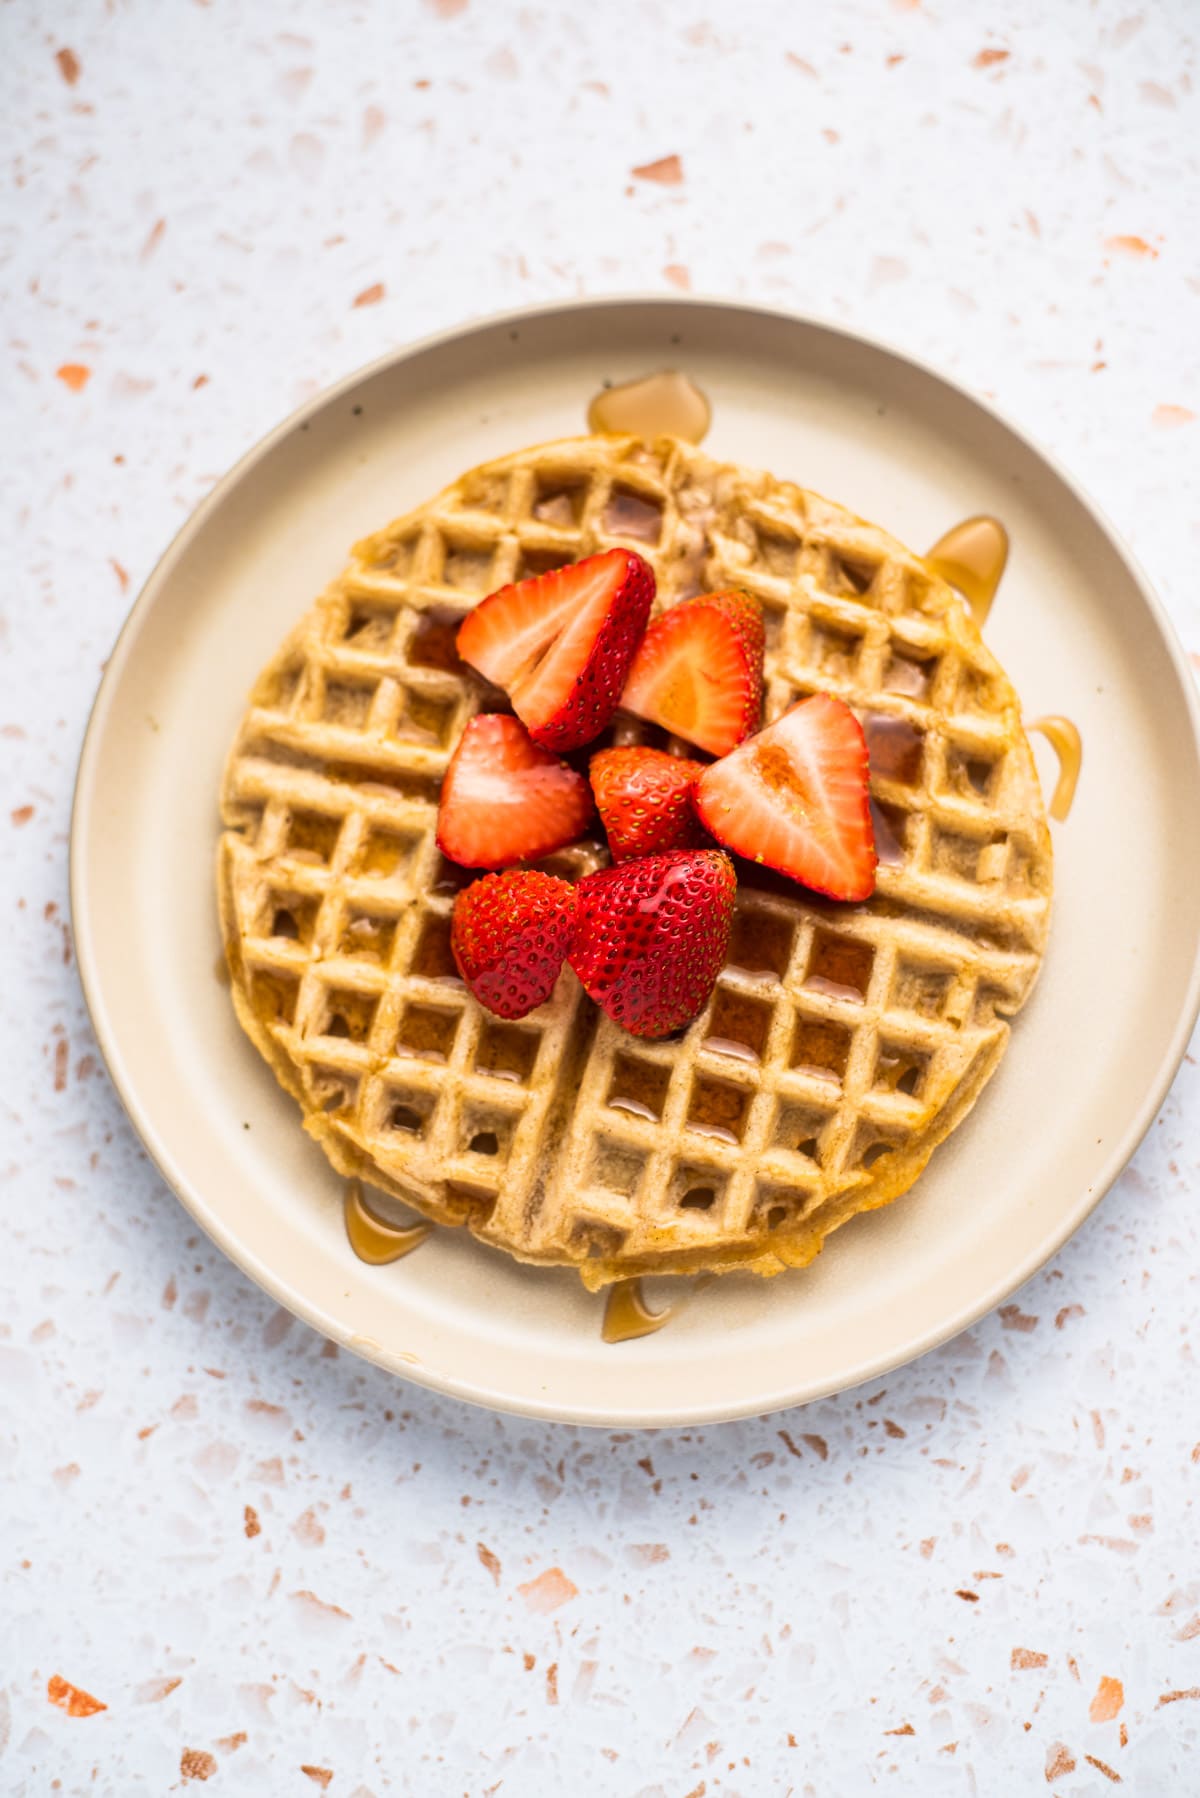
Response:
[71,299,1200,1426]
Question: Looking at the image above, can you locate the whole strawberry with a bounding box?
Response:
[569,849,736,1038]
[451,870,577,1020]
[590,746,709,863]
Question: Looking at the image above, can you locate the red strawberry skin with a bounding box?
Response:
[694,693,877,901]
[451,870,577,1020]
[589,746,709,863]
[457,548,655,753]
[569,849,736,1038]
[436,713,593,869]
[619,588,764,758]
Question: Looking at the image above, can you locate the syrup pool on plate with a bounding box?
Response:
[601,1277,678,1343]
[1028,715,1083,821]
[924,515,1009,628]
[343,1179,433,1266]
[587,371,712,444]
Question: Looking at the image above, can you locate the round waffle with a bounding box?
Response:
[218,434,1052,1288]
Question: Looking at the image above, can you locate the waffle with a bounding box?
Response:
[218,434,1052,1288]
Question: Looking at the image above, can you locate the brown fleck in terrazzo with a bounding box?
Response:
[180,1748,218,1782]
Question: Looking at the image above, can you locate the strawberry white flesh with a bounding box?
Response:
[694,693,877,901]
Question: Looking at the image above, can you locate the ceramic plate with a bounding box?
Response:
[71,298,1200,1425]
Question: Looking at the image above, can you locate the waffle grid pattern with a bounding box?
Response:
[219,435,1052,1285]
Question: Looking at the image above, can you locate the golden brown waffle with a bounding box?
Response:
[218,435,1052,1288]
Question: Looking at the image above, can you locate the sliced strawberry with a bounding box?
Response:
[569,849,736,1038]
[619,588,764,757]
[589,746,708,863]
[436,713,592,868]
[451,870,577,1019]
[457,547,655,752]
[694,693,876,901]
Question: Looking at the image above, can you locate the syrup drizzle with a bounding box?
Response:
[343,1179,433,1266]
[925,516,1009,628]
[601,1274,715,1343]
[1028,715,1083,821]
[587,370,712,445]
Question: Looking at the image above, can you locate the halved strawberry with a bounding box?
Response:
[619,588,764,757]
[569,849,736,1038]
[694,693,876,901]
[436,713,592,868]
[589,746,708,863]
[457,548,655,752]
[451,870,576,1019]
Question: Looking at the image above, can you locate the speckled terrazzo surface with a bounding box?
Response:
[4,0,1200,1791]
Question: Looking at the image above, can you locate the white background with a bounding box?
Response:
[3,1,1199,1792]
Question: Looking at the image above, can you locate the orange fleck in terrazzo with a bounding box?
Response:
[1104,235,1159,258]
[518,1567,578,1613]
[1089,1676,1124,1722]
[56,363,91,391]
[47,1675,106,1717]
[632,154,683,185]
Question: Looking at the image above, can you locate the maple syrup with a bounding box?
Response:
[602,488,663,543]
[704,989,772,1062]
[869,800,906,866]
[607,1054,670,1121]
[406,606,466,672]
[803,932,874,1003]
[357,831,410,880]
[863,714,925,787]
[883,653,933,699]
[601,1277,677,1343]
[689,1078,745,1142]
[411,912,464,984]
[1028,715,1083,821]
[725,911,794,983]
[587,371,711,444]
[791,1018,850,1082]
[343,1179,432,1266]
[924,516,1009,628]
[600,1273,715,1343]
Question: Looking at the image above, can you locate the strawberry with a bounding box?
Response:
[436,713,592,868]
[694,693,876,901]
[589,746,708,863]
[457,547,655,753]
[619,588,764,757]
[569,849,736,1038]
[451,870,577,1019]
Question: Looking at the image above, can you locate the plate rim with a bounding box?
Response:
[69,293,1200,1425]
